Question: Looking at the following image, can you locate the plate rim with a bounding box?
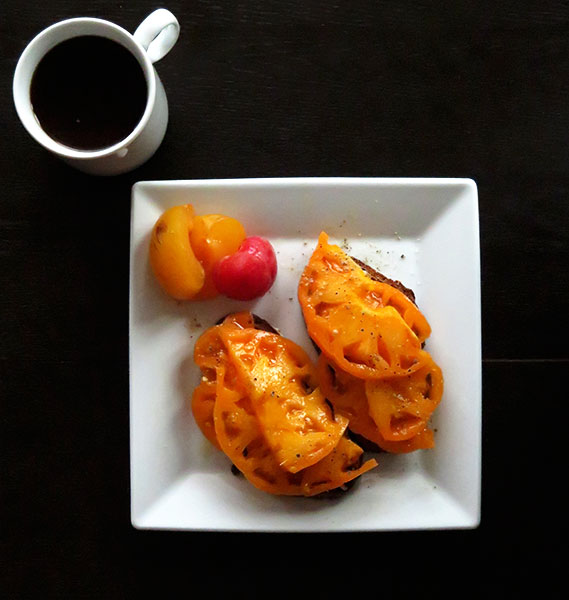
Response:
[129,176,481,532]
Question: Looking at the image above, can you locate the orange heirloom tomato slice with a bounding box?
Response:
[149,204,205,300]
[190,214,246,300]
[365,351,443,442]
[298,232,431,379]
[191,379,220,449]
[192,312,254,447]
[193,311,253,372]
[219,325,348,473]
[377,428,435,453]
[192,312,377,495]
[299,436,377,497]
[316,354,437,454]
[213,364,376,496]
[316,353,381,443]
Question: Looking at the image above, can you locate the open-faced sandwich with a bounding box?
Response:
[191,311,378,496]
[298,232,443,453]
[190,231,443,496]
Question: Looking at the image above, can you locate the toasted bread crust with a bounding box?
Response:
[350,256,416,305]
[251,314,280,335]
[215,313,280,334]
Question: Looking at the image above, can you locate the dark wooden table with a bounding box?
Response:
[2,1,567,596]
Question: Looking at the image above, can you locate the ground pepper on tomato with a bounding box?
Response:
[298,232,431,380]
[191,312,377,495]
[219,325,349,473]
[301,232,443,454]
[316,354,437,453]
[365,350,443,442]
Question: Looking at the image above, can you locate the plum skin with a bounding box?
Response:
[213,236,278,301]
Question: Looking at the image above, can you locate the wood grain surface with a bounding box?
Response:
[1,1,567,596]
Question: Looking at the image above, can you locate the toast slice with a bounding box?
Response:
[199,312,376,497]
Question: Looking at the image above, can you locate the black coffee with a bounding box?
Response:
[30,36,147,150]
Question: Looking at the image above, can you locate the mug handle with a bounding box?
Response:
[134,9,180,63]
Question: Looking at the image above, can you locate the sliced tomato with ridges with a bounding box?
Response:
[365,351,443,442]
[219,326,348,473]
[298,232,431,379]
[191,379,220,449]
[316,354,437,454]
[213,366,376,496]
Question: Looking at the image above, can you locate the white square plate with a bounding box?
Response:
[129,177,481,531]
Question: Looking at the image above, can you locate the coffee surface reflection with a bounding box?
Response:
[30,35,147,150]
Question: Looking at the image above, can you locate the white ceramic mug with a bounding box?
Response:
[13,9,179,175]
